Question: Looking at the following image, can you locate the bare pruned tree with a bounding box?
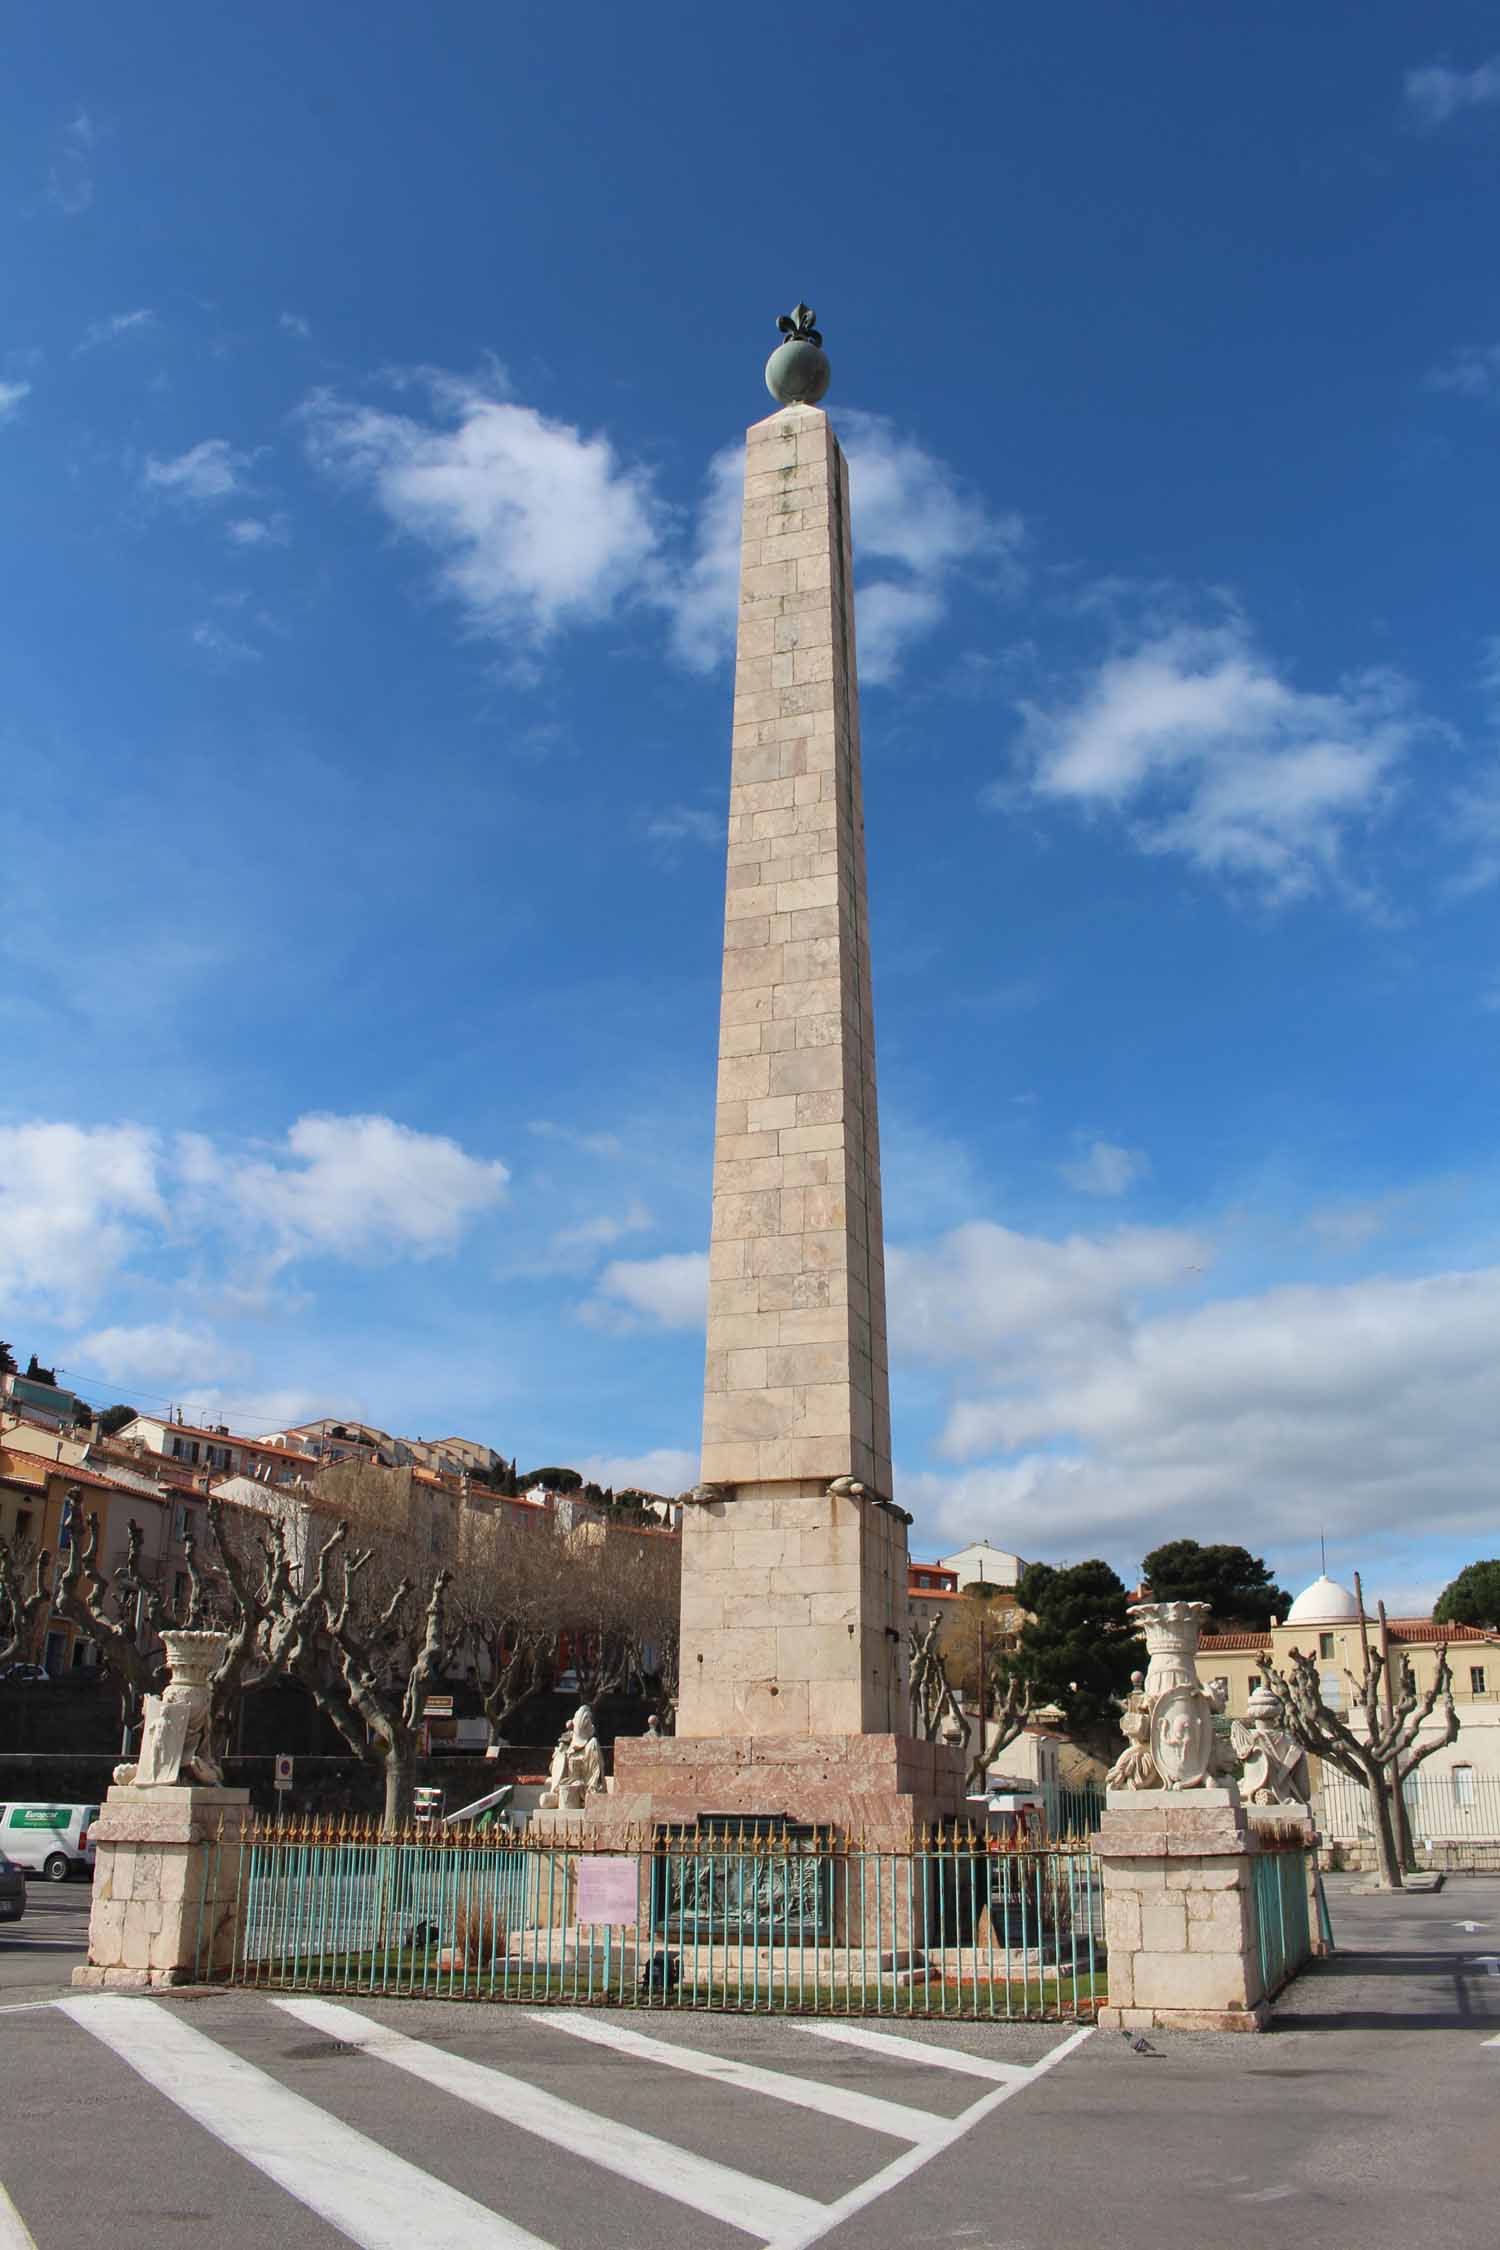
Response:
[444,1508,563,1742]
[1262,1578,1459,1891]
[52,1499,174,1731]
[0,1531,51,1673]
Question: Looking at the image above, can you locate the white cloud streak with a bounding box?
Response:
[1008,621,1426,899]
[1405,56,1500,127]
[303,377,661,645]
[0,382,31,423]
[144,438,251,502]
[1060,1140,1150,1196]
[584,1251,709,1330]
[78,308,155,353]
[0,1123,165,1319]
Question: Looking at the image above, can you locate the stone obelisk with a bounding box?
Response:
[607,309,965,1844]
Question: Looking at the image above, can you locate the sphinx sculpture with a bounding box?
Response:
[539,1704,606,1810]
[1231,1682,1312,1808]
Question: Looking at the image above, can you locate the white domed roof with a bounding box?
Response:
[1285,1574,1362,1627]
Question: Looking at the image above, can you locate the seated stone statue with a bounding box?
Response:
[539,1704,606,1809]
[1106,1672,1161,1790]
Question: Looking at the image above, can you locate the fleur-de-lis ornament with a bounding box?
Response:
[777,303,822,348]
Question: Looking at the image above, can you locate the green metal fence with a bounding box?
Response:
[1040,1780,1107,1837]
[1248,1846,1313,1999]
[199,1818,1105,2019]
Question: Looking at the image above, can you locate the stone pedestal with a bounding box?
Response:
[72,1784,250,1991]
[600,1730,967,1847]
[1095,1789,1270,2033]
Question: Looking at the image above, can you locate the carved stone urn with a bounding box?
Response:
[1129,1600,1212,1700]
[121,1628,229,1789]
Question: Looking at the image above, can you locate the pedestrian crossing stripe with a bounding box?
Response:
[29,1994,1093,2250]
[57,1995,555,2250]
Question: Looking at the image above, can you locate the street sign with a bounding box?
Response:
[423,1696,455,1718]
[273,1755,294,1792]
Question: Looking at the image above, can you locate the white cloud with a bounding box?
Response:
[303,376,661,645]
[78,307,154,353]
[1405,56,1500,127]
[571,1446,697,1495]
[71,1322,227,1391]
[48,111,95,216]
[1060,1140,1150,1197]
[181,1113,510,1263]
[0,382,31,423]
[584,1251,709,1330]
[898,1219,1500,1566]
[552,1202,653,1256]
[191,619,261,664]
[225,515,290,549]
[144,438,251,503]
[1008,620,1424,899]
[279,311,311,340]
[1425,343,1500,400]
[528,1119,624,1159]
[0,1123,164,1318]
[667,411,1022,682]
[890,1219,1207,1371]
[646,804,724,853]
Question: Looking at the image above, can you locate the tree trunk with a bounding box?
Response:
[383,1743,417,1831]
[1366,1760,1405,1891]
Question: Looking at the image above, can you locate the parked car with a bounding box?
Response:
[0,1803,99,1882]
[0,1849,25,1923]
[0,1663,49,1686]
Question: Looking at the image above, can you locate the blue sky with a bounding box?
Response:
[4,3,1500,1610]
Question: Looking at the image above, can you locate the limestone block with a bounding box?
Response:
[1138,1898,1187,1954]
[1131,1949,1260,2015]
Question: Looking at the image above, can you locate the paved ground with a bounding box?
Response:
[0,1878,92,2005]
[2,1876,1497,2249]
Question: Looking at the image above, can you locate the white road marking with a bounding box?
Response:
[1483,2033,1500,2049]
[0,2184,39,2250]
[794,2020,1030,2083]
[57,1995,554,2250]
[764,2025,1095,2250]
[532,2009,944,2144]
[274,1996,823,2242]
[1455,1920,1489,1932]
[0,2002,59,2017]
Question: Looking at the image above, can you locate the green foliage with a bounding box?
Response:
[98,1404,137,1438]
[519,1466,582,1494]
[23,1355,57,1385]
[1434,1559,1500,1631]
[1141,1539,1288,1630]
[1002,1559,1140,1750]
[0,1342,16,1377]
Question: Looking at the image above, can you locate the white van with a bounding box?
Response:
[0,1803,99,1882]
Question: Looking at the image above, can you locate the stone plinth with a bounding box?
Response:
[1095,1791,1269,2033]
[677,1486,908,1738]
[598,1731,967,1849]
[72,1784,250,1991]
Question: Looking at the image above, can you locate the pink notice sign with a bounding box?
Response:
[575,1856,639,1926]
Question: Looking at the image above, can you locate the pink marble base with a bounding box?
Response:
[597,1731,968,1847]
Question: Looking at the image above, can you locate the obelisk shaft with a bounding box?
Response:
[701,403,891,1498]
[679,400,904,1740]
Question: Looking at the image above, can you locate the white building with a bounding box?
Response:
[938,1540,1026,1592]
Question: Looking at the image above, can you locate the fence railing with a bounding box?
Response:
[1040,1780,1106,1836]
[1317,1768,1500,1845]
[199,1820,1105,2019]
[1249,1846,1313,1998]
